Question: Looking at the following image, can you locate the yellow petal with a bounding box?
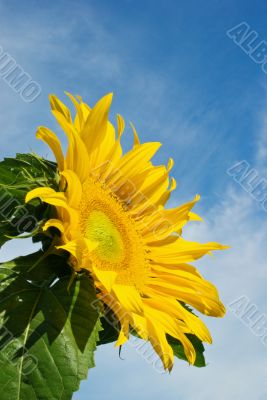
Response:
[26,187,66,205]
[143,195,201,242]
[149,237,228,263]
[167,158,174,171]
[129,166,170,215]
[43,219,65,234]
[131,313,149,340]
[188,211,202,221]
[57,239,86,267]
[117,114,125,138]
[64,91,86,131]
[147,281,225,317]
[156,177,177,208]
[130,122,141,147]
[145,297,212,344]
[25,187,78,223]
[92,121,116,175]
[80,93,113,169]
[61,170,82,208]
[146,318,174,371]
[49,94,72,124]
[111,284,144,315]
[150,262,203,280]
[92,266,117,293]
[36,126,65,171]
[49,95,90,182]
[107,142,161,188]
[145,305,196,366]
[115,318,130,347]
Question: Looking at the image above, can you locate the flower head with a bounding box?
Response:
[26,93,226,371]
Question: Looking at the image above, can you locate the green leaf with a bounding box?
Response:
[0,153,59,248]
[0,252,102,400]
[98,307,120,345]
[167,334,206,368]
[0,250,70,282]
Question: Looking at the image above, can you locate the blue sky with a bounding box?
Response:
[1,0,267,399]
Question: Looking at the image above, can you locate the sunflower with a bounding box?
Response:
[26,93,226,371]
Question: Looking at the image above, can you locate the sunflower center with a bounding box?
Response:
[84,210,124,263]
[79,178,148,289]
